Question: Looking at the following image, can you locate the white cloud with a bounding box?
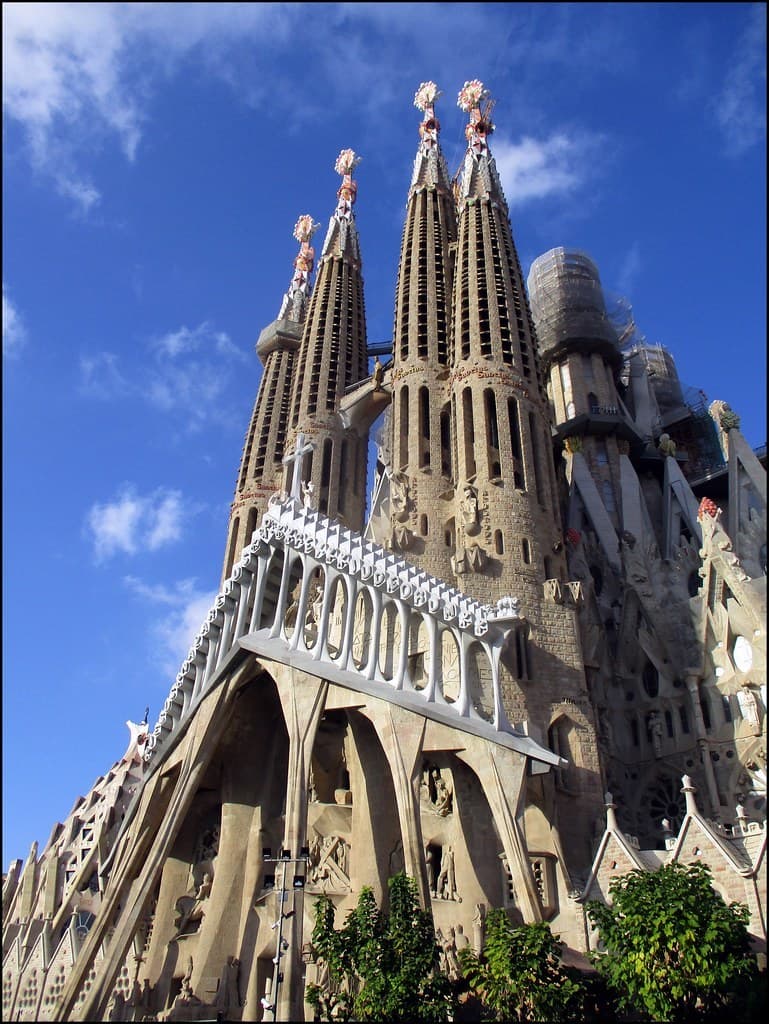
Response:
[86,485,185,561]
[124,574,218,675]
[79,321,247,429]
[79,351,131,399]
[616,241,642,298]
[712,4,766,157]
[1,3,287,210]
[492,132,603,206]
[2,284,27,357]
[2,3,627,211]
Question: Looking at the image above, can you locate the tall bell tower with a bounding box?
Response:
[221,215,320,583]
[386,82,457,582]
[286,150,370,530]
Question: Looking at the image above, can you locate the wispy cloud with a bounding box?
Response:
[86,485,185,562]
[712,4,766,157]
[124,574,218,675]
[2,284,27,357]
[79,351,131,398]
[79,320,247,429]
[493,131,605,206]
[1,3,288,211]
[616,241,642,298]
[3,3,625,211]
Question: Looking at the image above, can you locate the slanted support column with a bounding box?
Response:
[456,737,542,922]
[362,704,429,907]
[685,671,721,816]
[59,661,250,1022]
[270,665,328,1024]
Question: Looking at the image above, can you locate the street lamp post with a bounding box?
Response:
[259,846,310,1021]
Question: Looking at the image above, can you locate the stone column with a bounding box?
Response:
[685,672,721,816]
[270,664,328,1023]
[456,737,542,922]
[362,703,429,907]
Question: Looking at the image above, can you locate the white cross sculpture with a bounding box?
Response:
[282,433,315,502]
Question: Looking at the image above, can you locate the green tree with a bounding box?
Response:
[457,907,586,1021]
[305,872,453,1022]
[586,861,758,1022]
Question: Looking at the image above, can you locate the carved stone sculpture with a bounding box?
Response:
[472,902,486,954]
[436,844,458,901]
[460,485,480,535]
[174,874,212,936]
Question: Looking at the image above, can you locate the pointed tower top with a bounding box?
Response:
[414,81,443,152]
[278,214,320,321]
[319,149,363,262]
[334,149,361,221]
[458,79,496,156]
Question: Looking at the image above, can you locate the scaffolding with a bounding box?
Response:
[527,247,620,355]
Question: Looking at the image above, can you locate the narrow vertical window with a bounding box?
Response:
[224,517,240,580]
[529,412,545,505]
[494,531,504,555]
[485,389,500,477]
[245,506,258,545]
[440,405,452,478]
[462,387,476,478]
[419,386,431,469]
[508,397,524,489]
[320,438,333,514]
[399,387,409,470]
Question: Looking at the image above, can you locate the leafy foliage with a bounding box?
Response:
[586,861,758,1022]
[458,907,586,1021]
[305,873,453,1022]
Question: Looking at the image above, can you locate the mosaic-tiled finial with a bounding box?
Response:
[334,149,361,220]
[414,81,442,151]
[458,79,495,155]
[414,81,442,112]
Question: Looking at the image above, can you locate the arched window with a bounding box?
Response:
[642,660,659,698]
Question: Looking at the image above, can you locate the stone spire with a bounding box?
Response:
[442,86,605,840]
[220,216,320,583]
[278,214,321,323]
[287,151,369,528]
[448,79,560,598]
[384,82,457,578]
[456,79,505,206]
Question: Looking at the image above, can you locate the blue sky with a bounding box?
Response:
[2,2,766,868]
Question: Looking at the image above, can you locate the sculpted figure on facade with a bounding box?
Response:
[215,956,240,1017]
[658,433,677,456]
[648,711,664,758]
[420,765,453,816]
[308,835,351,892]
[472,902,486,954]
[436,844,458,901]
[174,873,212,937]
[425,845,437,895]
[439,926,461,979]
[460,484,480,535]
[371,356,384,391]
[389,470,410,522]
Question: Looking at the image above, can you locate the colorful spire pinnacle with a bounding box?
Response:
[334,148,361,220]
[279,214,320,320]
[414,81,442,152]
[457,79,495,157]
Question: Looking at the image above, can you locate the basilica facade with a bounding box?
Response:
[3,81,765,1022]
